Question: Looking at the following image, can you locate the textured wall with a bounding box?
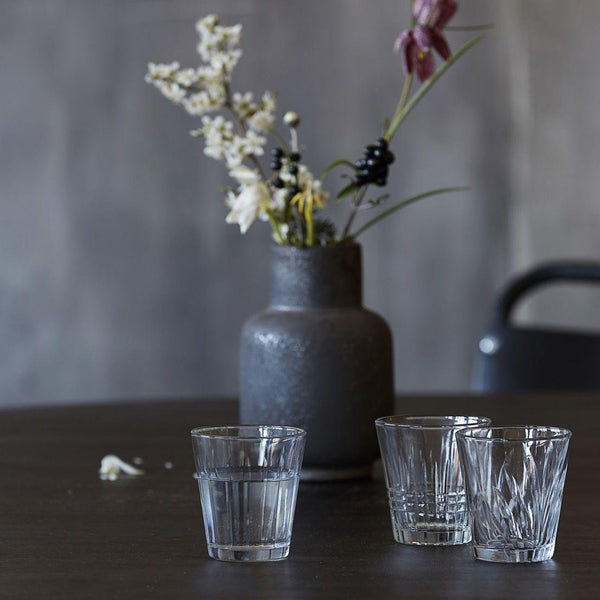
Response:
[1,0,598,406]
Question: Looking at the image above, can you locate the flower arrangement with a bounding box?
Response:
[145,1,487,247]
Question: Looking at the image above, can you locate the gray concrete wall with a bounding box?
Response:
[1,0,599,406]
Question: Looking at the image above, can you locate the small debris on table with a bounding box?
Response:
[164,461,174,470]
[132,457,144,466]
[99,455,145,481]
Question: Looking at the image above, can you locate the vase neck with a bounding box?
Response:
[270,244,363,309]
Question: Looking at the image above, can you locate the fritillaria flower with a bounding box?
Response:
[413,0,458,30]
[395,29,435,82]
[395,0,457,81]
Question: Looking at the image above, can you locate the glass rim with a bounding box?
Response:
[456,425,572,442]
[375,414,491,430]
[190,424,307,441]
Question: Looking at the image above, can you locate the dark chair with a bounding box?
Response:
[472,262,600,392]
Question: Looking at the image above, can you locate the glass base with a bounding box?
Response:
[207,543,290,562]
[394,527,471,546]
[473,543,555,563]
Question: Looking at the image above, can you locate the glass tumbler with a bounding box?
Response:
[457,425,572,563]
[375,415,491,545]
[191,425,306,562]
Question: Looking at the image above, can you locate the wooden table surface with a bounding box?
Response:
[1,395,598,599]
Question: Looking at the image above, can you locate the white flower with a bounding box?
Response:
[312,179,329,203]
[196,14,219,33]
[280,164,330,207]
[223,132,265,168]
[225,166,288,233]
[224,136,250,168]
[247,109,274,133]
[195,65,224,88]
[220,23,242,46]
[225,175,271,234]
[241,130,266,156]
[272,188,288,213]
[296,164,316,189]
[174,68,200,87]
[229,165,261,186]
[262,91,276,112]
[204,142,226,161]
[232,92,257,118]
[224,131,265,168]
[153,80,186,103]
[182,85,226,115]
[145,62,186,103]
[196,14,243,74]
[301,170,329,206]
[145,61,180,81]
[277,223,290,239]
[241,91,277,133]
[200,115,235,161]
[209,49,243,74]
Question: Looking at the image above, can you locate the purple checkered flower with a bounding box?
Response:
[394,0,457,82]
[395,29,435,82]
[414,0,458,30]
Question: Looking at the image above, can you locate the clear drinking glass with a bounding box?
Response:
[375,415,491,545]
[191,425,306,562]
[457,425,572,563]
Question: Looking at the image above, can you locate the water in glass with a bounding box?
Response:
[199,468,299,561]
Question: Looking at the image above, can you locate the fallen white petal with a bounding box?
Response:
[99,455,145,481]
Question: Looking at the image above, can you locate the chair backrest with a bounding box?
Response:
[472,262,600,392]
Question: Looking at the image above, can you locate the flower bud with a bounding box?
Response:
[283,111,300,128]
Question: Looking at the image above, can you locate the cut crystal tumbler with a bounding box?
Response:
[191,425,306,562]
[457,426,571,563]
[375,415,491,545]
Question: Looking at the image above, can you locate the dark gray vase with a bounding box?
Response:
[239,242,394,481]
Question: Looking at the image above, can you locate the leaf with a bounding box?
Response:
[385,34,485,141]
[336,182,359,200]
[359,194,390,211]
[319,159,355,181]
[351,186,468,239]
[371,193,390,206]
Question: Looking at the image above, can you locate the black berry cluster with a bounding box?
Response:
[270,147,302,202]
[353,138,395,187]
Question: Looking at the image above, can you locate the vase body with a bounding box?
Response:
[239,243,394,481]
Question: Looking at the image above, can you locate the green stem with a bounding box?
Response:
[270,128,290,154]
[319,158,355,181]
[265,209,285,244]
[387,74,413,142]
[306,210,314,247]
[384,34,485,141]
[350,186,468,239]
[290,128,299,153]
[340,186,368,240]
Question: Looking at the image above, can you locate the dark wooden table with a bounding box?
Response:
[1,395,598,599]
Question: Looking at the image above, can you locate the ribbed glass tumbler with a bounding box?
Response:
[375,415,491,545]
[191,425,306,562]
[457,426,571,563]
